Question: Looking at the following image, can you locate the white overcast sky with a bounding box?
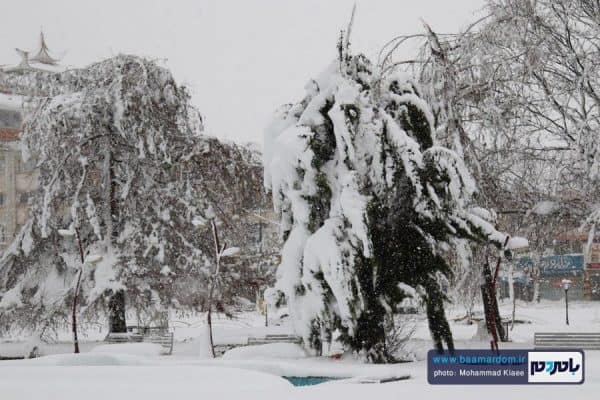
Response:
[1,0,485,145]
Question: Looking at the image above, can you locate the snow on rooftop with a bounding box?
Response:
[1,61,68,75]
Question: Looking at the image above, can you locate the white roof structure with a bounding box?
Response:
[30,32,59,65]
[1,31,64,74]
[3,49,33,74]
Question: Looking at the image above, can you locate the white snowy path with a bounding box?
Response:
[1,301,599,399]
[1,355,599,400]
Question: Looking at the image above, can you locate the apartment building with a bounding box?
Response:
[0,33,59,251]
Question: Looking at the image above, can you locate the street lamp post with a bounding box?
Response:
[561,279,572,326]
[264,294,268,328]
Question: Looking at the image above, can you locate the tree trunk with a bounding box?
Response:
[103,144,116,248]
[72,228,85,353]
[206,301,216,358]
[511,286,516,331]
[481,261,505,347]
[104,139,126,334]
[352,255,390,363]
[108,290,127,333]
[204,218,221,359]
[72,268,83,353]
[355,306,388,363]
[426,285,454,353]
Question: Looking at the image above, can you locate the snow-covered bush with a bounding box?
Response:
[384,314,417,361]
[264,43,509,362]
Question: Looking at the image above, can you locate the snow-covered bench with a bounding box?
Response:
[246,334,302,346]
[104,326,174,355]
[534,332,600,350]
[212,334,302,357]
[0,356,25,360]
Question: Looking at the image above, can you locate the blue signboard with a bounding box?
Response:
[516,254,584,277]
[539,254,583,275]
[516,257,534,270]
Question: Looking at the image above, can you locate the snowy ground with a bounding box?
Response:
[1,300,599,399]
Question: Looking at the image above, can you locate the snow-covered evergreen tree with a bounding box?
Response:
[0,55,271,333]
[264,43,511,362]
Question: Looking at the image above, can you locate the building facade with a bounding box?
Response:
[501,232,600,302]
[0,33,59,252]
[0,93,38,252]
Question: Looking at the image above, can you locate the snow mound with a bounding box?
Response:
[222,343,308,360]
[2,352,154,366]
[0,365,292,399]
[194,357,414,380]
[506,236,528,250]
[91,343,164,357]
[531,200,559,216]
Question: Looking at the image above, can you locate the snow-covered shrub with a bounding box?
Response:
[384,314,417,361]
[264,45,509,362]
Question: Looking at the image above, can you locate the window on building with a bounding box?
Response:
[19,192,30,205]
[0,224,5,244]
[16,156,36,173]
[26,158,37,171]
[0,109,22,128]
[0,193,4,207]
